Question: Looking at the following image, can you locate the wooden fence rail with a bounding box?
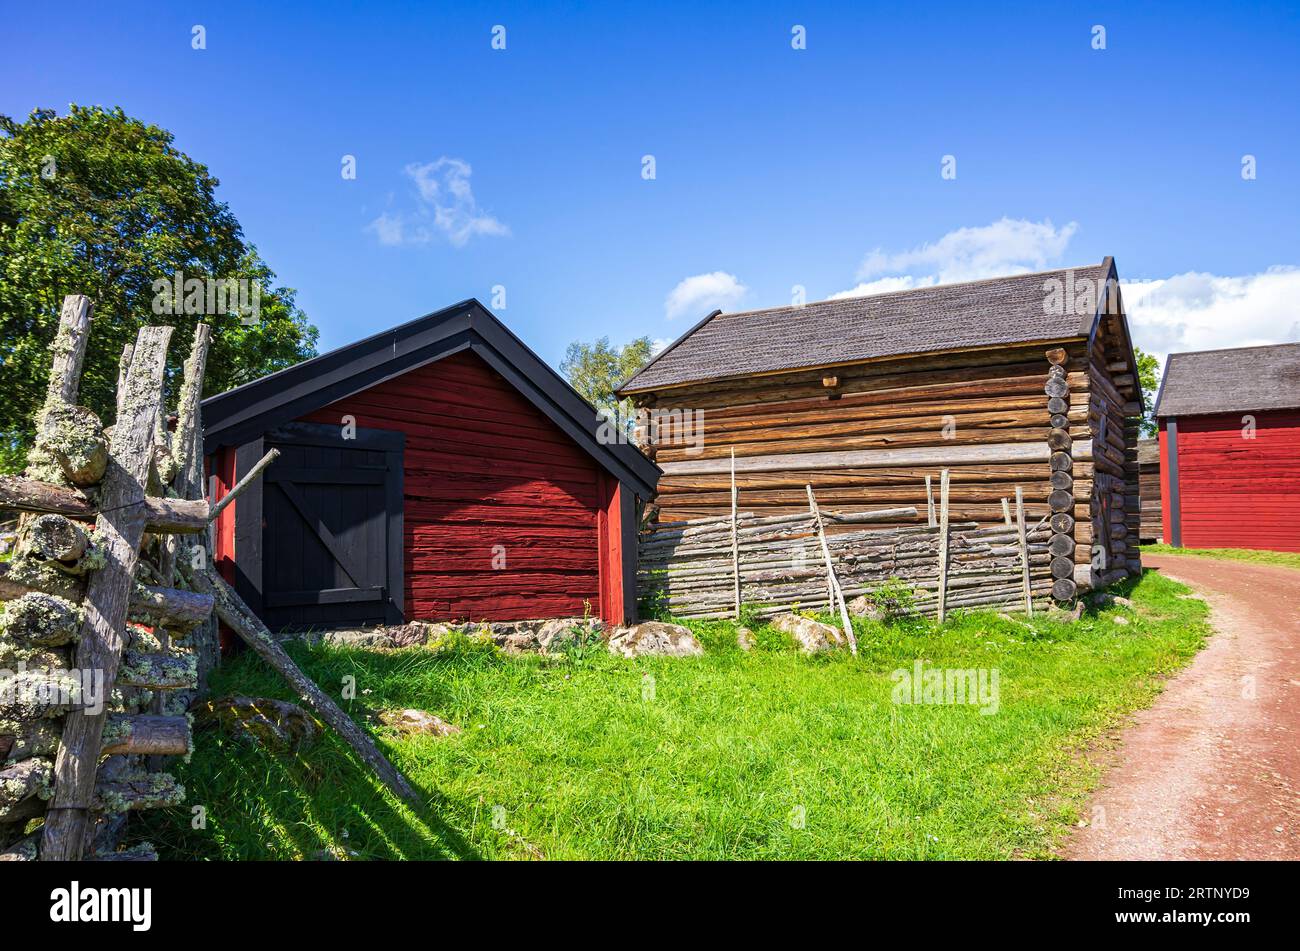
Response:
[639,482,1050,620]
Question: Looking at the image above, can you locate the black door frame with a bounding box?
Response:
[232,421,405,628]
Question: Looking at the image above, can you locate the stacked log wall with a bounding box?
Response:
[640,507,1053,619]
[1071,311,1144,587]
[1042,345,1081,601]
[1136,439,1162,542]
[634,343,1081,533]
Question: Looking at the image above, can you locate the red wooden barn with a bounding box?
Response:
[201,300,660,629]
[1154,342,1300,552]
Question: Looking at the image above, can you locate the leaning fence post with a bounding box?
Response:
[35,296,92,449]
[937,469,951,623]
[806,486,857,655]
[41,326,174,860]
[1001,497,1012,527]
[1015,485,1033,617]
[926,474,936,527]
[730,448,740,619]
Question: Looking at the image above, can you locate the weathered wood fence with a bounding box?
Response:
[0,297,211,861]
[2,294,420,862]
[639,480,1052,620]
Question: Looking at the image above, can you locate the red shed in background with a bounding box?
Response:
[202,300,659,630]
[1154,342,1300,552]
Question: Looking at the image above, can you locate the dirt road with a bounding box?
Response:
[1064,554,1299,860]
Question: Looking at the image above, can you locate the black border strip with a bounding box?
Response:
[1166,417,1182,547]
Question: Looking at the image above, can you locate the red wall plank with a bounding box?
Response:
[299,351,604,621]
[210,447,237,652]
[1170,409,1300,552]
[595,472,625,626]
[212,447,237,584]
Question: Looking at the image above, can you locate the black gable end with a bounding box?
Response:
[201,301,660,497]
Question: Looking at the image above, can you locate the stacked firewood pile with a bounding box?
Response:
[0,296,215,860]
[639,490,1052,621]
[1,296,423,862]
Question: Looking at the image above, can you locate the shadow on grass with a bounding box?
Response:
[136,731,482,861]
[135,643,495,861]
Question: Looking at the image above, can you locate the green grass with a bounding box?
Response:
[136,569,1208,860]
[1143,543,1300,571]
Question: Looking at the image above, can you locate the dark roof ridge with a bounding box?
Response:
[619,261,1113,394]
[714,261,1106,320]
[1166,340,1300,361]
[1154,341,1300,418]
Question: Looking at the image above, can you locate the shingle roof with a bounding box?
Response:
[619,263,1111,393]
[1154,342,1300,418]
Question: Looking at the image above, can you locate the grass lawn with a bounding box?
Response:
[1142,543,1300,571]
[136,569,1208,860]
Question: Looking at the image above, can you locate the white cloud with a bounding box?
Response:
[828,218,1298,369]
[366,212,407,246]
[856,217,1079,285]
[650,337,672,356]
[366,158,510,248]
[664,221,1297,376]
[828,275,938,300]
[1121,267,1300,366]
[664,271,748,320]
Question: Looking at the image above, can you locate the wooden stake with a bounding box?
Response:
[36,296,92,440]
[1001,497,1012,526]
[171,325,211,487]
[1015,485,1033,617]
[937,469,951,624]
[115,342,134,421]
[806,485,857,655]
[41,326,173,861]
[155,326,210,701]
[925,474,936,527]
[729,448,740,619]
[174,328,219,691]
[207,449,280,523]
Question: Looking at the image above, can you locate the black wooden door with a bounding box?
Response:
[259,422,404,631]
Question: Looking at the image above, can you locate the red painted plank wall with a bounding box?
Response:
[596,472,626,625]
[299,351,605,621]
[1167,409,1300,552]
[209,448,238,652]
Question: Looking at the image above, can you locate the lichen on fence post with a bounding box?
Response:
[0,298,218,861]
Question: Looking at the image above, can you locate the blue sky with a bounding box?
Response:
[4,1,1298,366]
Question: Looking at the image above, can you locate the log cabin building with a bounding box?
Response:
[618,259,1144,600]
[1137,437,1162,543]
[1154,342,1300,552]
[201,300,660,630]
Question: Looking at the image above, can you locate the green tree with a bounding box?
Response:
[560,335,653,425]
[0,106,319,472]
[1132,346,1161,437]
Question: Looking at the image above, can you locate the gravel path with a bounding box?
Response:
[1063,554,1299,860]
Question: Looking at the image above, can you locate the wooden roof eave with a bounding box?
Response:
[1083,256,1146,415]
[615,309,722,398]
[616,334,1091,399]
